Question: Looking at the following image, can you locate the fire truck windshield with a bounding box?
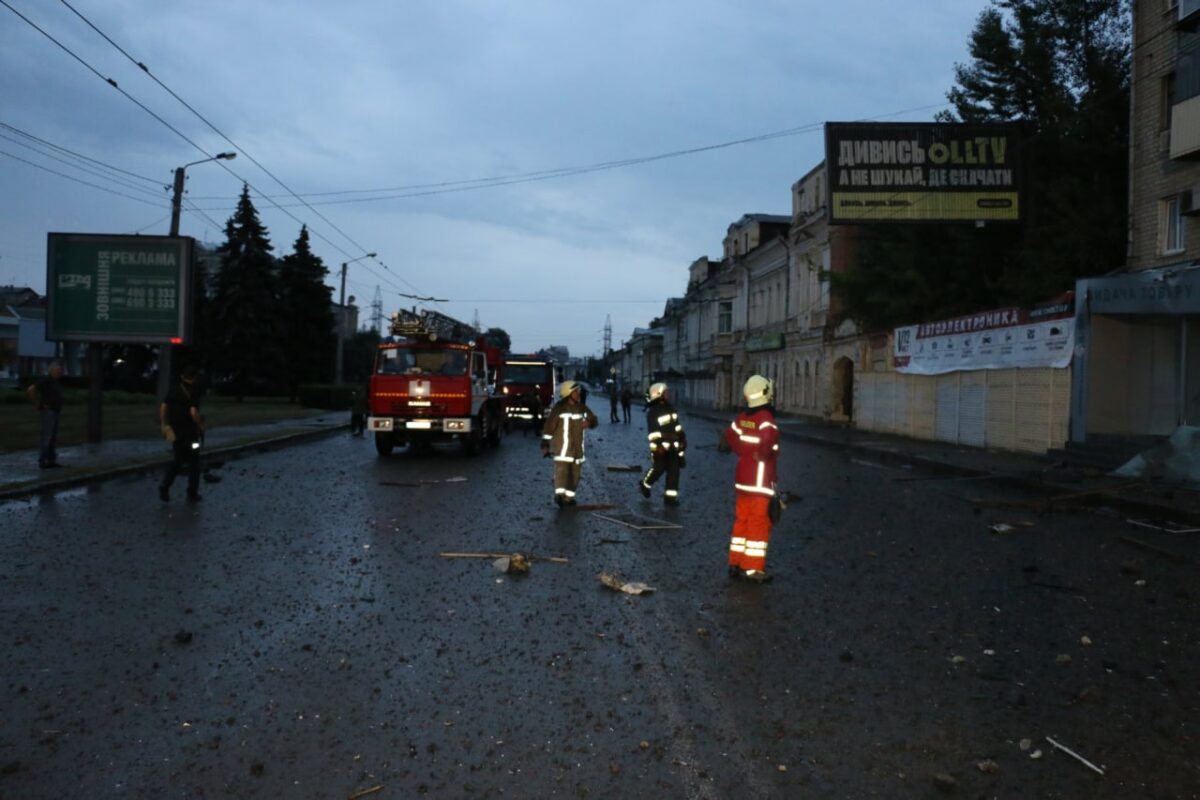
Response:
[378,347,468,376]
[503,364,550,384]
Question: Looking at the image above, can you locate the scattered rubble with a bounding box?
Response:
[599,572,655,595]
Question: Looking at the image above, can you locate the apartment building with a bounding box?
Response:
[1070,0,1200,445]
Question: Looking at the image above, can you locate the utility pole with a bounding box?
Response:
[370,286,384,336]
[335,253,376,384]
[603,314,612,357]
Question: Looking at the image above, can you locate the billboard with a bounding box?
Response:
[893,294,1073,375]
[46,233,194,344]
[825,122,1022,224]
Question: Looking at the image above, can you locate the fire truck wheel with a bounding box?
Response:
[374,432,395,457]
[486,408,502,447]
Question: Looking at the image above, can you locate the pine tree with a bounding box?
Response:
[278,225,335,398]
[832,0,1130,332]
[206,185,286,399]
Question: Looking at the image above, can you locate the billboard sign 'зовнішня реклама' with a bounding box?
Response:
[824,122,1022,224]
[46,233,194,344]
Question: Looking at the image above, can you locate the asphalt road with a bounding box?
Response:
[1,410,1197,799]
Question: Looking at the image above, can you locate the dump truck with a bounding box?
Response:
[501,355,556,429]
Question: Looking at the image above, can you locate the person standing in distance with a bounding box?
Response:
[639,382,686,505]
[27,360,65,469]
[719,375,780,583]
[159,364,206,502]
[620,385,632,423]
[541,380,598,507]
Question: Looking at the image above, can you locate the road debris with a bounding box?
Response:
[1127,518,1200,534]
[990,523,1016,534]
[492,554,530,574]
[599,572,656,595]
[440,551,568,565]
[1080,635,1092,646]
[1045,736,1105,776]
[1019,738,1032,751]
[593,511,682,530]
[1030,749,1043,759]
[1119,536,1191,564]
[932,772,958,791]
[1056,653,1072,664]
[606,464,642,472]
[976,759,999,774]
[347,786,383,800]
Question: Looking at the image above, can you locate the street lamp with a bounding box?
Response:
[158,152,236,400]
[335,252,377,385]
[169,152,236,236]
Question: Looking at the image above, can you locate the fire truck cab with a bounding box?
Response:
[367,310,506,455]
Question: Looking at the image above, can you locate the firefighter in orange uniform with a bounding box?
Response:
[541,380,599,507]
[721,375,780,583]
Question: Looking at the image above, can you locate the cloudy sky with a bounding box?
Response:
[1,0,993,356]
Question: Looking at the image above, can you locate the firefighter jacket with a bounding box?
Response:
[724,406,779,496]
[645,398,686,457]
[542,398,599,464]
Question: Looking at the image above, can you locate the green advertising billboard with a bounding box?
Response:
[46,233,194,343]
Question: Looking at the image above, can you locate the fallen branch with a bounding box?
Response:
[1045,736,1105,777]
[440,551,568,564]
[348,786,384,800]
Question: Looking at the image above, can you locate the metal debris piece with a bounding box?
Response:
[440,551,568,564]
[1045,736,1105,776]
[990,523,1016,534]
[1119,536,1191,564]
[599,572,656,595]
[1126,518,1200,534]
[593,511,682,530]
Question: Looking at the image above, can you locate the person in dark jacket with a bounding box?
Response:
[541,380,599,507]
[159,365,206,502]
[639,382,686,505]
[620,386,632,423]
[27,361,65,469]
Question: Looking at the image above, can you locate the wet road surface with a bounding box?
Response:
[2,410,1197,798]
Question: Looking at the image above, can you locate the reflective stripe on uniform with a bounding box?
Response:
[745,540,769,558]
[728,536,747,553]
[734,482,775,496]
[657,413,673,425]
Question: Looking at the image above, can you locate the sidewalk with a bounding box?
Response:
[0,411,346,502]
[684,406,1200,528]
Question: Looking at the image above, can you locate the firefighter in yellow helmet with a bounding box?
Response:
[541,380,599,507]
[639,382,686,505]
[719,374,780,582]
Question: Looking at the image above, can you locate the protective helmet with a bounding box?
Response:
[560,380,580,398]
[743,374,773,408]
[647,382,667,402]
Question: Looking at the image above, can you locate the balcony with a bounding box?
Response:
[1170,94,1200,159]
[1179,0,1200,31]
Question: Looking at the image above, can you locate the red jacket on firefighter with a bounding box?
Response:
[722,375,780,582]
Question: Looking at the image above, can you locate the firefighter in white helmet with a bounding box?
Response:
[541,380,599,507]
[718,374,780,582]
[639,382,687,505]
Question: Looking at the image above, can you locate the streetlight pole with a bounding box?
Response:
[335,252,376,385]
[158,152,236,400]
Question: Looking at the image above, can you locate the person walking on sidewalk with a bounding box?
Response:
[719,374,780,583]
[639,382,686,505]
[608,382,620,423]
[27,361,65,469]
[541,380,598,507]
[620,385,632,423]
[159,365,206,502]
[349,385,368,437]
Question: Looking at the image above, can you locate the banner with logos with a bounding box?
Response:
[894,295,1073,375]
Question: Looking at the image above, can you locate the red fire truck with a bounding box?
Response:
[367,309,506,456]
[501,355,556,429]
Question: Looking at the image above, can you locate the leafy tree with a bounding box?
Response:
[482,326,512,352]
[278,225,335,398]
[832,0,1130,332]
[206,185,286,399]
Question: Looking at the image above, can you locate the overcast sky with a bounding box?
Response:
[1,0,994,356]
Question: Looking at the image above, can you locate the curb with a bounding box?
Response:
[683,407,1198,526]
[0,423,345,503]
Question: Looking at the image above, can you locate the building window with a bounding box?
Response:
[1162,72,1177,131]
[718,301,732,333]
[1163,194,1187,254]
